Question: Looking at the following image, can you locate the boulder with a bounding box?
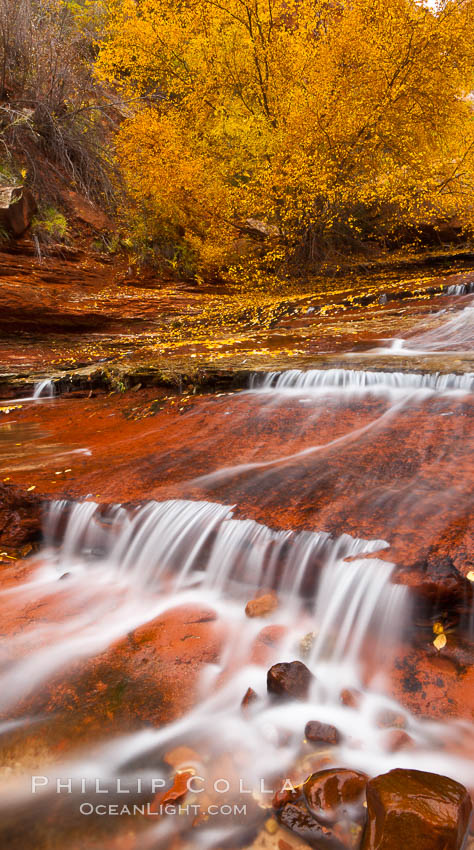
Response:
[242,218,280,240]
[267,661,314,700]
[362,769,472,850]
[305,720,341,746]
[0,186,37,237]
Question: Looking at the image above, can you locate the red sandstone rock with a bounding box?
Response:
[0,482,43,549]
[362,769,472,850]
[340,688,362,709]
[382,729,414,753]
[303,769,368,827]
[305,721,341,746]
[245,591,278,618]
[267,661,314,700]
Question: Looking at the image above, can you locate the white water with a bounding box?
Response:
[445,281,474,296]
[33,378,55,399]
[368,299,474,356]
[251,367,474,395]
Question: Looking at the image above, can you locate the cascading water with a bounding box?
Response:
[45,498,387,597]
[445,280,474,296]
[367,298,474,356]
[1,295,473,849]
[250,367,474,395]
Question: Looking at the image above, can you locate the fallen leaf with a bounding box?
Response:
[433,633,447,651]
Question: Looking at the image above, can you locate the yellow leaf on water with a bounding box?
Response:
[466,571,474,582]
[432,622,444,635]
[433,633,447,651]
[27,485,36,492]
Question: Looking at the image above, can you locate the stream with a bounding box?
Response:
[0,292,473,850]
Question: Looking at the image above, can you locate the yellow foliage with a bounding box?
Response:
[97,0,474,274]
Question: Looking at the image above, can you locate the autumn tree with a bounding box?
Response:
[97,0,474,274]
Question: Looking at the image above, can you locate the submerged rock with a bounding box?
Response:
[340,688,362,709]
[305,721,341,746]
[245,590,278,618]
[267,661,314,700]
[0,186,37,237]
[362,769,472,850]
[381,729,414,753]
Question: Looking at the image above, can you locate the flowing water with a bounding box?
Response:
[0,297,473,849]
[368,295,474,356]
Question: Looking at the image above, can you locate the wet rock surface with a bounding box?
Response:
[362,769,472,850]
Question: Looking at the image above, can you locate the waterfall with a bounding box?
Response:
[45,498,388,600]
[33,378,55,399]
[445,281,474,296]
[309,557,408,670]
[250,367,474,394]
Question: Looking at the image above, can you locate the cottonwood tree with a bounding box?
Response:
[97,0,474,271]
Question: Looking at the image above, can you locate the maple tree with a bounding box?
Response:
[97,0,474,274]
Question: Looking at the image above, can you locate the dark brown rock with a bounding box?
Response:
[0,186,37,237]
[305,720,341,746]
[362,769,472,850]
[267,661,314,700]
[303,768,368,827]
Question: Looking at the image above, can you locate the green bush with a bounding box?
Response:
[32,206,69,243]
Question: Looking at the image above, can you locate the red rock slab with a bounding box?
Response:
[388,642,474,722]
[4,388,471,579]
[7,604,226,743]
[0,481,42,549]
